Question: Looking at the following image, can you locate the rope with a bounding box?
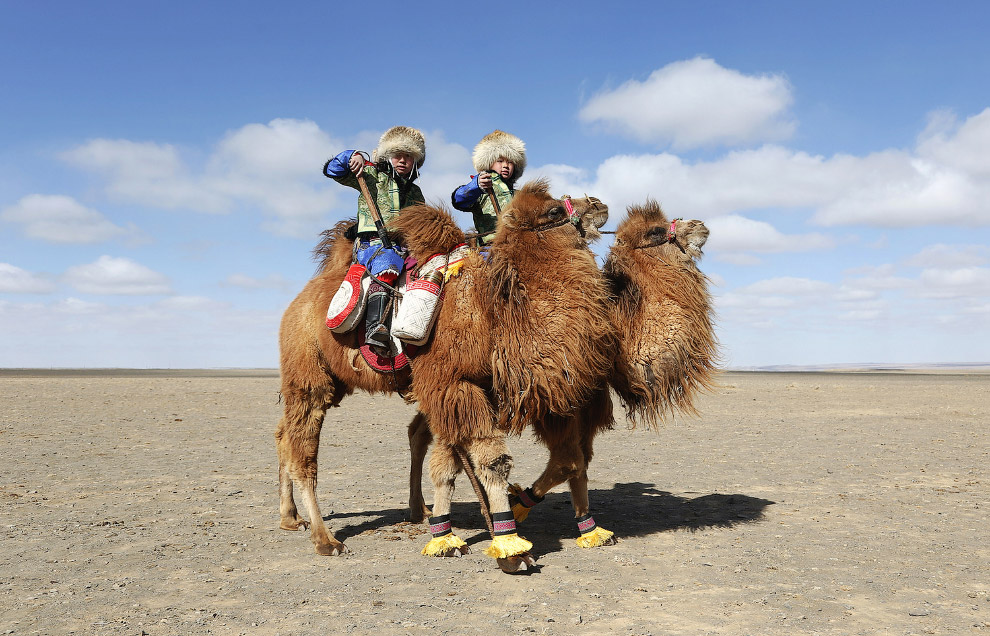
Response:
[453,445,495,538]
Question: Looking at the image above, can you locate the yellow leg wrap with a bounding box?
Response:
[575,526,615,548]
[421,534,467,556]
[484,533,533,559]
[508,483,533,523]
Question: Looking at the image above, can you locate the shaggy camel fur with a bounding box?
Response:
[405,201,718,548]
[506,201,718,541]
[394,181,615,567]
[275,181,614,567]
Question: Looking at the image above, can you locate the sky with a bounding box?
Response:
[2,1,989,369]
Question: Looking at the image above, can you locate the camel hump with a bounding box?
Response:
[314,218,360,275]
[389,203,466,265]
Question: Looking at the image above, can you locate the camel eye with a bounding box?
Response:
[645,226,667,242]
[546,207,566,222]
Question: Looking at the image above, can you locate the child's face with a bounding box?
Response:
[491,158,515,180]
[390,152,416,176]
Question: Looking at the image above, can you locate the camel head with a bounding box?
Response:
[488,179,603,303]
[562,195,609,242]
[611,200,709,261]
[498,179,580,239]
[603,200,719,427]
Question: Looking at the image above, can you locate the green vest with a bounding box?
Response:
[472,173,515,244]
[334,165,425,234]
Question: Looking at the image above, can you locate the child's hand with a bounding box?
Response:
[478,171,493,191]
[348,152,366,175]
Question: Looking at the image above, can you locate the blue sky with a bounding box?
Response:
[2,1,989,368]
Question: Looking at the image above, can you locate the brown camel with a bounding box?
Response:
[405,200,718,548]
[275,181,615,569]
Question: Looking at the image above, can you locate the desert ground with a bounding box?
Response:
[1,369,987,635]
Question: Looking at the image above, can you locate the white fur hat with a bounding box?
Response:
[472,130,526,179]
[372,125,426,168]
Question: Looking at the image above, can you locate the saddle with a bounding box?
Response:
[326,243,470,374]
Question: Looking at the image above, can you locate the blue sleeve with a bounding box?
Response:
[451,175,483,211]
[323,150,357,178]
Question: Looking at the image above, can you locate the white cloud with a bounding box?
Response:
[738,277,835,296]
[209,118,339,233]
[57,120,477,238]
[62,256,172,295]
[841,264,914,291]
[579,57,795,149]
[54,297,106,314]
[543,106,990,233]
[904,243,988,269]
[916,266,990,299]
[0,297,279,367]
[0,263,56,293]
[1,194,139,244]
[415,129,473,208]
[838,309,883,322]
[705,214,834,255]
[154,295,228,311]
[917,107,990,177]
[60,138,232,213]
[222,273,294,290]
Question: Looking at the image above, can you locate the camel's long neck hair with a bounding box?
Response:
[487,181,617,434]
[605,202,719,428]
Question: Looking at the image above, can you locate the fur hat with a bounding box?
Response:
[372,125,426,168]
[472,130,526,179]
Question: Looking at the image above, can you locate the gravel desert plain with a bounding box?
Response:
[1,368,987,635]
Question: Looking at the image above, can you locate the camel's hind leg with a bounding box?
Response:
[407,411,433,523]
[567,390,616,548]
[513,392,616,548]
[513,413,586,522]
[275,384,348,556]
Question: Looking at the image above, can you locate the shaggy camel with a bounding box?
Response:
[405,201,718,548]
[275,181,614,568]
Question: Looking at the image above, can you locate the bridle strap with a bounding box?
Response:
[525,214,573,234]
[631,218,683,250]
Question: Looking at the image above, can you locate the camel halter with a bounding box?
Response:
[632,218,682,249]
[525,200,581,234]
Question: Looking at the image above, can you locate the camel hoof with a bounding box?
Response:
[496,552,537,574]
[437,545,470,558]
[315,542,348,556]
[279,517,310,531]
[408,506,432,524]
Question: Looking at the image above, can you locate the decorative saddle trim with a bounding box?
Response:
[419,243,470,281]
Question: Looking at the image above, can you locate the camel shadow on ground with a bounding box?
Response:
[328,482,774,556]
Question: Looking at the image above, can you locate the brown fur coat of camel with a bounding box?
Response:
[405,200,718,549]
[508,201,718,541]
[275,181,616,568]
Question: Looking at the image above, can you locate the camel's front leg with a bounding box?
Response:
[468,436,536,572]
[407,412,433,523]
[421,443,470,557]
[275,394,348,556]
